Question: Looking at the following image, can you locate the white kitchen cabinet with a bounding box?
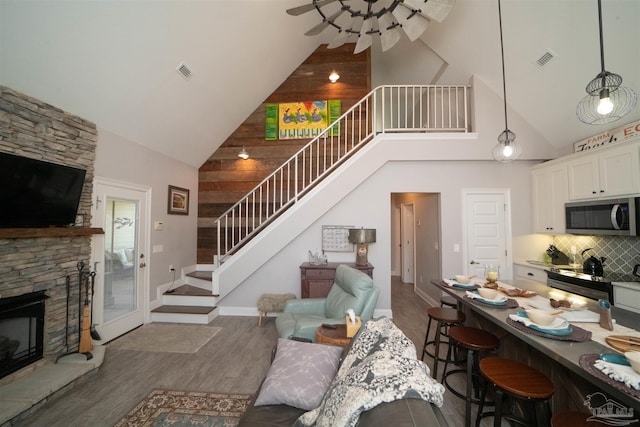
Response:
[532,163,568,233]
[613,283,640,314]
[514,264,548,284]
[567,143,640,201]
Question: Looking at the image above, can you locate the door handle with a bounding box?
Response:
[470,260,480,265]
[139,262,146,268]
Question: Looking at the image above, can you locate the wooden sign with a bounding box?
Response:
[573,119,640,153]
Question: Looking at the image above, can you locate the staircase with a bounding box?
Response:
[151,84,472,324]
[151,268,219,324]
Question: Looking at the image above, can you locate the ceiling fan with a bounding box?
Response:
[286,0,456,54]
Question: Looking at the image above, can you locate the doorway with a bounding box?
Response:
[462,190,512,280]
[91,178,150,342]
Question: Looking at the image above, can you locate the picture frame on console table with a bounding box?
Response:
[167,185,189,215]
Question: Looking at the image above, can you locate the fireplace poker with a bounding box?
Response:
[88,271,101,340]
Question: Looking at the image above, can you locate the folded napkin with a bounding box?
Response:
[508,313,569,331]
[594,359,640,390]
[465,290,507,304]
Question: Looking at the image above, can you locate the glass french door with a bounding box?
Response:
[91,179,149,343]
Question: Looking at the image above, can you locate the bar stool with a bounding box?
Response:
[440,295,458,309]
[476,357,554,427]
[551,411,599,427]
[441,326,500,427]
[421,307,466,379]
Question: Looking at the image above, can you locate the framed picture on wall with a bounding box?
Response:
[167,185,189,215]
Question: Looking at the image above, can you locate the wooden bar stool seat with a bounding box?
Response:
[442,326,500,427]
[476,357,554,427]
[421,307,466,380]
[551,411,600,427]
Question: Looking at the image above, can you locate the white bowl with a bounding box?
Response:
[525,308,555,326]
[625,351,640,374]
[478,287,498,300]
[455,275,472,284]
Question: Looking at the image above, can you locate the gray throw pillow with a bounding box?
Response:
[255,338,343,410]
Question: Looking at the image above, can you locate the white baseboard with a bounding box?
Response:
[216,306,394,320]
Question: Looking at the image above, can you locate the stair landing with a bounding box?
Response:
[151,283,218,324]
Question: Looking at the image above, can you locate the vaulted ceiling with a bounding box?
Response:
[1,0,639,167]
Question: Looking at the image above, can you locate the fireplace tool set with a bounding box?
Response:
[55,261,98,362]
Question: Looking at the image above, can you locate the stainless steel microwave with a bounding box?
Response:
[565,197,640,236]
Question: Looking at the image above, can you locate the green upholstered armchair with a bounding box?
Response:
[275,264,380,342]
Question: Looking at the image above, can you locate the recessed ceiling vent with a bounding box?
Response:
[176,62,192,80]
[536,50,556,67]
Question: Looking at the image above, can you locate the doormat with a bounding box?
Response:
[108,324,221,353]
[114,389,253,427]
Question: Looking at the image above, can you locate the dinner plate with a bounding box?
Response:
[452,282,478,290]
[468,291,508,305]
[515,311,573,336]
[599,353,631,366]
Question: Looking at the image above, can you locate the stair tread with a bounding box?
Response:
[151,305,217,314]
[164,284,216,296]
[186,271,213,281]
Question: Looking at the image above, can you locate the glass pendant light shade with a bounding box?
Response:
[576,0,638,125]
[492,129,521,162]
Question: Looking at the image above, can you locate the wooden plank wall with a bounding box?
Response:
[197,43,371,263]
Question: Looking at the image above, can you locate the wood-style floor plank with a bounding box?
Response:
[14,278,481,427]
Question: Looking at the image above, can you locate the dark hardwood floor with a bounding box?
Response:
[14,277,475,427]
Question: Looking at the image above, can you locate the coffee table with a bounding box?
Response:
[316,324,351,346]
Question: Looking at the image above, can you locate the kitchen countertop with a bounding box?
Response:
[433,277,640,412]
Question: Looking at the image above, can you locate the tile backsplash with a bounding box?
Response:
[553,235,640,275]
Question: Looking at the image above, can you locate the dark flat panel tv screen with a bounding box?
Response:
[0,152,87,228]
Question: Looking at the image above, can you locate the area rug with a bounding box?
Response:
[114,389,253,427]
[108,324,222,353]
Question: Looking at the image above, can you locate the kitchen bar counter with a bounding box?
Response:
[432,278,640,412]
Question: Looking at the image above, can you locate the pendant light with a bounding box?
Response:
[576,0,637,125]
[492,0,521,162]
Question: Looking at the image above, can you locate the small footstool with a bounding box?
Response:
[257,293,296,326]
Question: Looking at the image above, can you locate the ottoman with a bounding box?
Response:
[257,293,296,326]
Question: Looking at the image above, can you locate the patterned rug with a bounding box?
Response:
[114,389,253,427]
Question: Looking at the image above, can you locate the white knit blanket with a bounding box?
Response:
[294,317,445,427]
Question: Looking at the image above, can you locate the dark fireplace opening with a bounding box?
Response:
[0,291,48,380]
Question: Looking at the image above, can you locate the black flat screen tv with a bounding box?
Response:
[0,151,87,228]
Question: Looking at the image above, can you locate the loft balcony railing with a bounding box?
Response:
[215,84,471,266]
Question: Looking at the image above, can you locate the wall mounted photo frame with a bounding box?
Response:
[322,225,354,252]
[167,185,189,215]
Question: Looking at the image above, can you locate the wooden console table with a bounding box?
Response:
[300,262,374,298]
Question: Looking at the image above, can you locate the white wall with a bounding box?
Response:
[94,129,198,301]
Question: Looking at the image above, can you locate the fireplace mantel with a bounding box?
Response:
[0,227,104,239]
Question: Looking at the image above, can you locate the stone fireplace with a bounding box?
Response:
[0,86,98,383]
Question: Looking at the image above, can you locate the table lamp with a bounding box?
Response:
[348,228,376,266]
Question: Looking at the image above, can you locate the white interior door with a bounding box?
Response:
[463,191,511,280]
[91,178,149,342]
[401,203,415,283]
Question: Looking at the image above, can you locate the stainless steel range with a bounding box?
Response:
[547,269,617,303]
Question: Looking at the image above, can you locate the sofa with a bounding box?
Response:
[239,317,448,427]
[276,264,380,342]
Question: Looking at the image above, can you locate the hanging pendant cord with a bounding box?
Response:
[498,0,508,130]
[597,0,606,84]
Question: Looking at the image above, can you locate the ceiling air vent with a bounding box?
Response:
[176,62,192,80]
[536,50,556,67]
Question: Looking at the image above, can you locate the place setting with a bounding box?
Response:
[579,349,640,400]
[443,275,482,290]
[506,307,592,342]
[464,287,519,309]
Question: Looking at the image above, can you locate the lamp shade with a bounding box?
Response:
[348,228,376,244]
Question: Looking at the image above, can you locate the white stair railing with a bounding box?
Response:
[215,84,471,266]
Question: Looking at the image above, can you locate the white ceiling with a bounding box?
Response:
[1,0,639,167]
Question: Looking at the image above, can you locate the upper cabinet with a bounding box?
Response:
[567,143,640,201]
[532,163,568,233]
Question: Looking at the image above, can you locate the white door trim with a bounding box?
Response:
[90,177,152,331]
[461,188,514,279]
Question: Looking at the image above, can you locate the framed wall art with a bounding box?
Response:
[167,185,189,215]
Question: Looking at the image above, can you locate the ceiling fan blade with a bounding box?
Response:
[328,28,352,48]
[378,12,401,52]
[304,8,346,36]
[403,0,455,23]
[286,0,340,16]
[354,18,373,54]
[392,3,429,41]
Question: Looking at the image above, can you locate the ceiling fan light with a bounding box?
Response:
[392,4,429,42]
